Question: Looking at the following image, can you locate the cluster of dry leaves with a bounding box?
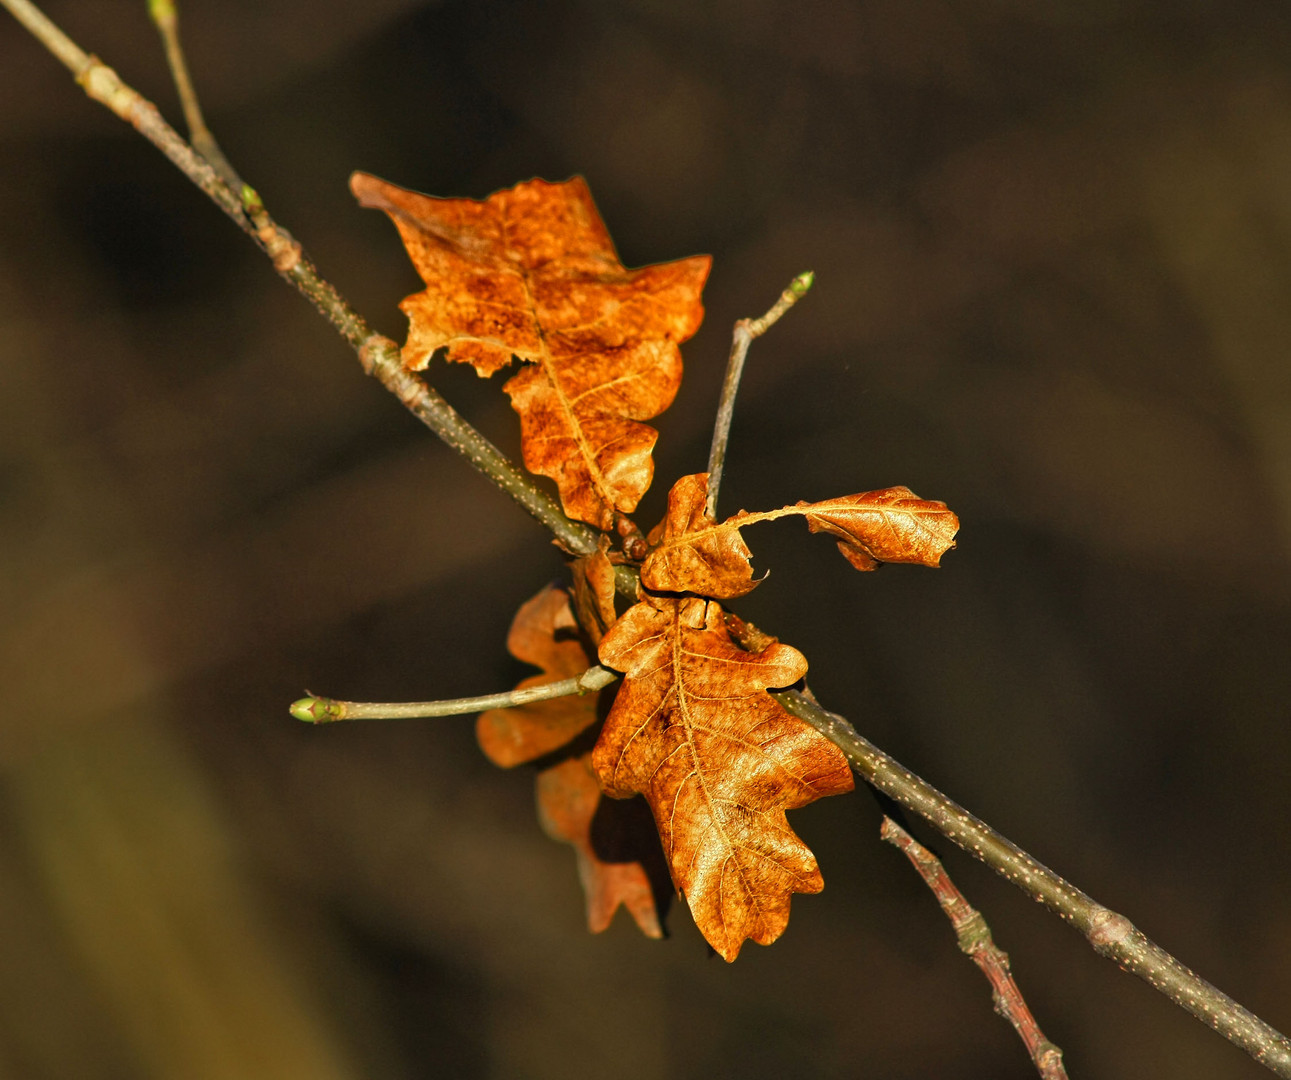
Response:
[352,172,959,960]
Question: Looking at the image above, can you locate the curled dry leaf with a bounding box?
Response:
[476,585,598,766]
[640,473,760,598]
[351,172,711,530]
[537,754,662,938]
[797,486,960,571]
[593,593,854,961]
[569,541,618,644]
[478,585,660,938]
[640,474,960,598]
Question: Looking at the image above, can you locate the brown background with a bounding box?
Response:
[2,1,1290,1077]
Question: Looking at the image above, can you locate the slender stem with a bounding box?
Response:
[291,665,619,723]
[656,498,835,544]
[8,2,1290,1071]
[705,271,813,518]
[369,341,598,555]
[1,0,599,557]
[881,817,1068,1080]
[1,0,251,233]
[146,0,241,189]
[2,0,81,69]
[778,689,1291,1077]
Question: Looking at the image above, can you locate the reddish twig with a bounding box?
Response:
[881,816,1067,1079]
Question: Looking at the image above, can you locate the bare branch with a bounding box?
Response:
[0,0,599,558]
[2,0,250,231]
[291,666,619,723]
[777,689,1291,1077]
[705,271,813,518]
[881,817,1068,1079]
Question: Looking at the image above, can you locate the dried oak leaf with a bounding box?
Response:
[476,585,597,766]
[537,754,662,938]
[351,172,711,530]
[569,541,618,645]
[640,473,959,598]
[640,473,759,598]
[592,593,854,961]
[797,486,961,572]
[478,585,660,938]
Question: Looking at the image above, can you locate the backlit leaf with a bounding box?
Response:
[797,486,959,571]
[592,593,854,960]
[476,585,597,766]
[640,474,959,597]
[479,585,661,937]
[352,172,711,529]
[537,754,662,938]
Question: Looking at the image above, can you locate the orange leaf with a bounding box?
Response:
[592,593,854,960]
[569,541,618,644]
[351,172,711,530]
[640,473,760,598]
[478,585,662,937]
[796,486,960,571]
[640,474,959,597]
[537,754,662,938]
[476,585,598,767]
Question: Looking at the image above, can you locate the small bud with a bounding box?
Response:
[789,270,814,297]
[290,696,343,723]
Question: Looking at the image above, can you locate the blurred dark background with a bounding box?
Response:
[2,1,1290,1077]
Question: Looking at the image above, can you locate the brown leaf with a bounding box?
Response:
[351,172,711,529]
[723,610,779,653]
[569,542,618,645]
[592,594,854,961]
[478,585,663,937]
[797,486,959,571]
[640,474,960,597]
[639,473,759,598]
[476,585,597,767]
[536,754,662,938]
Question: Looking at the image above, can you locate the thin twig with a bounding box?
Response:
[2,0,250,232]
[705,271,813,518]
[146,0,240,188]
[0,0,597,558]
[881,817,1068,1079]
[291,665,619,723]
[7,3,1291,1072]
[777,689,1291,1077]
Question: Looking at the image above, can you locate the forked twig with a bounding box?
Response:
[146,0,240,188]
[0,0,598,560]
[5,3,1291,1073]
[291,666,618,723]
[705,271,813,518]
[777,690,1291,1076]
[881,817,1068,1079]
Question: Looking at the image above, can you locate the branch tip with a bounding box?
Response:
[298,666,619,722]
[290,696,344,723]
[146,0,175,28]
[705,271,817,517]
[789,269,814,298]
[880,816,1069,1079]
